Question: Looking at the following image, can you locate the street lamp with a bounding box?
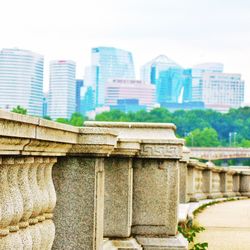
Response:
[229,132,237,147]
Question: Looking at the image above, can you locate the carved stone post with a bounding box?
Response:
[240,171,250,197]
[187,160,207,201]
[221,170,235,197]
[232,171,241,196]
[52,128,117,250]
[85,122,188,250]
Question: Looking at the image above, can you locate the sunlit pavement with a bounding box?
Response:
[195,199,250,250]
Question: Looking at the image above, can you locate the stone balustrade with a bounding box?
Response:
[181,159,250,203]
[0,110,249,250]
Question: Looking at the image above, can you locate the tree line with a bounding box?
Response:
[95,107,250,148]
[10,105,250,148]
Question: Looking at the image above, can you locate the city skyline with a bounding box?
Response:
[0,0,249,100]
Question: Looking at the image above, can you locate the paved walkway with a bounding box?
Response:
[195,199,250,250]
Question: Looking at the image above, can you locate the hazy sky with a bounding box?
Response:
[1,0,250,101]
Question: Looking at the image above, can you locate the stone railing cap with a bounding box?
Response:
[0,109,39,125]
[84,121,176,130]
[39,118,79,133]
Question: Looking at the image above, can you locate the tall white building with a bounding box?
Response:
[191,63,224,102]
[0,48,44,116]
[202,72,244,112]
[48,60,76,120]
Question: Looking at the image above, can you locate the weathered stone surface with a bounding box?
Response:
[84,121,178,140]
[103,238,142,250]
[104,158,133,237]
[136,234,188,250]
[132,159,179,236]
[240,171,250,197]
[187,162,207,201]
[179,162,188,203]
[53,157,105,250]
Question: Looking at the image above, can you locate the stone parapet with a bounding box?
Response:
[84,121,187,250]
[185,159,248,203]
[3,111,250,249]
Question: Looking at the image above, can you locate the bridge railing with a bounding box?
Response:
[0,111,249,250]
[179,158,250,203]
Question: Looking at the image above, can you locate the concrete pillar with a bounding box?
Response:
[179,147,190,203]
[233,173,241,196]
[202,168,212,198]
[187,161,207,201]
[240,171,250,197]
[53,157,105,250]
[207,170,223,199]
[104,157,133,237]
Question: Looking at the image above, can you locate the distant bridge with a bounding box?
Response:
[190,147,250,160]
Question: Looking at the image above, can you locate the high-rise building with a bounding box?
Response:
[76,79,84,113]
[91,47,135,106]
[191,63,224,101]
[156,68,192,104]
[201,72,244,112]
[105,79,156,110]
[140,55,192,105]
[140,55,181,84]
[48,60,76,120]
[42,93,48,117]
[0,48,44,116]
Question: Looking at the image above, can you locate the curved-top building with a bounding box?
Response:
[0,48,44,116]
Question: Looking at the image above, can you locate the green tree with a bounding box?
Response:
[43,115,52,120]
[69,112,84,126]
[185,128,221,147]
[55,118,70,125]
[55,113,84,126]
[240,139,250,148]
[11,105,27,115]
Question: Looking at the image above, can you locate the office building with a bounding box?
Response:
[105,79,156,110]
[48,60,76,120]
[156,68,192,104]
[0,48,44,116]
[201,72,244,112]
[191,63,224,101]
[140,55,181,84]
[91,47,135,106]
[76,79,84,113]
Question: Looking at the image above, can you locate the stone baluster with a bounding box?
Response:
[0,157,13,237]
[16,157,34,250]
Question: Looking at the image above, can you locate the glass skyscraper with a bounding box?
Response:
[48,60,76,120]
[140,55,181,85]
[156,68,192,104]
[91,47,135,106]
[0,48,44,116]
[141,55,192,105]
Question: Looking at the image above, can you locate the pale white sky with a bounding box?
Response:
[1,0,250,101]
